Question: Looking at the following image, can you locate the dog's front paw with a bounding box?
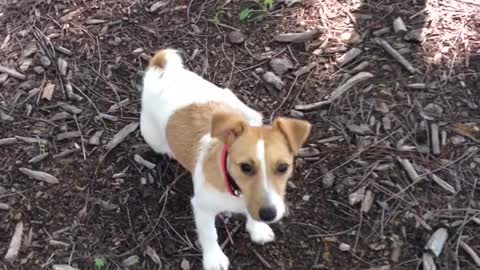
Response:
[247,222,275,245]
[203,247,229,270]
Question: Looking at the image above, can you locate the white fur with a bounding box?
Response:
[256,140,286,223]
[140,50,271,270]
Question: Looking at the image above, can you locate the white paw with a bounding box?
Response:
[203,247,229,270]
[247,222,275,244]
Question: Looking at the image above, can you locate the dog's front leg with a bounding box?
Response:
[246,214,275,245]
[191,197,229,270]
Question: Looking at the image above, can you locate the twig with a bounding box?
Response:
[275,27,322,43]
[372,38,417,74]
[459,241,480,267]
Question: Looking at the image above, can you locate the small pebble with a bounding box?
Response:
[339,243,351,251]
[228,31,245,44]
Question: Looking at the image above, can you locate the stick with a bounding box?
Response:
[431,124,440,155]
[459,240,480,267]
[4,221,24,262]
[329,72,374,101]
[275,27,322,43]
[373,38,417,74]
[0,65,26,80]
[397,157,422,182]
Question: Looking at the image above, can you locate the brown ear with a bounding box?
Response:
[211,112,247,145]
[273,117,311,154]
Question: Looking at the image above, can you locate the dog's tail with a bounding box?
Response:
[148,49,183,71]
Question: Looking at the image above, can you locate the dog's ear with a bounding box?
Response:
[273,117,311,154]
[211,112,247,145]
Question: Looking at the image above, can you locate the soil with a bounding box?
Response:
[1,0,480,270]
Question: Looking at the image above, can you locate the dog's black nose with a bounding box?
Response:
[259,207,276,222]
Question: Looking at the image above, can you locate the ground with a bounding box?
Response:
[1,0,480,269]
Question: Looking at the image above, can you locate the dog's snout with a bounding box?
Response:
[259,206,277,222]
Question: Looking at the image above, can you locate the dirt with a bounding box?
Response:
[1,0,480,269]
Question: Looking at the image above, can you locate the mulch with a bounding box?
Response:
[1,0,480,269]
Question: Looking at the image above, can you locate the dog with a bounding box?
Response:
[140,49,311,270]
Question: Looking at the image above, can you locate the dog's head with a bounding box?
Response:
[211,112,311,223]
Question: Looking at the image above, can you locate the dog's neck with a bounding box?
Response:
[220,144,241,197]
[202,140,240,195]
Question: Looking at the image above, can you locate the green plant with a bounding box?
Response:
[239,0,275,22]
[94,257,106,270]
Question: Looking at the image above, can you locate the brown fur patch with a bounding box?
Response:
[166,102,234,172]
[149,50,169,69]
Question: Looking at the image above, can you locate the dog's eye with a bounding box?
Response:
[276,163,289,174]
[240,163,254,175]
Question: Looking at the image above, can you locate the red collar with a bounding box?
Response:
[220,144,241,197]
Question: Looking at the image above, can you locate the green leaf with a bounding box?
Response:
[95,257,106,270]
[239,8,251,21]
[264,0,273,5]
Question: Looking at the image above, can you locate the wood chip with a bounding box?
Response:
[65,83,83,102]
[19,58,33,72]
[460,240,480,267]
[4,221,23,262]
[431,124,440,155]
[329,72,374,101]
[407,83,427,90]
[373,38,417,74]
[134,154,156,169]
[424,228,448,257]
[107,98,130,113]
[373,27,391,36]
[347,124,374,135]
[275,27,322,43]
[337,48,362,66]
[392,17,407,34]
[58,102,83,114]
[150,0,169,12]
[15,136,48,145]
[390,235,403,262]
[422,253,436,270]
[0,202,10,210]
[42,83,56,101]
[361,190,375,213]
[106,122,139,151]
[0,65,26,80]
[52,265,80,270]
[145,245,162,266]
[53,148,79,159]
[294,100,331,111]
[85,19,108,24]
[349,186,365,206]
[122,255,140,267]
[19,167,59,184]
[89,130,104,145]
[294,62,317,77]
[56,131,81,141]
[0,137,17,146]
[98,113,119,122]
[350,61,369,74]
[262,71,284,90]
[28,153,49,163]
[57,58,68,76]
[428,171,455,194]
[55,46,73,56]
[397,158,422,182]
[49,111,73,121]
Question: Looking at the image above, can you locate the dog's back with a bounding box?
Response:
[140,49,262,158]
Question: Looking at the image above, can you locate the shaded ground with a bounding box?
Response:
[1,0,480,269]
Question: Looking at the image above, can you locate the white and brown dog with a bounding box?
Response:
[140,49,311,270]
